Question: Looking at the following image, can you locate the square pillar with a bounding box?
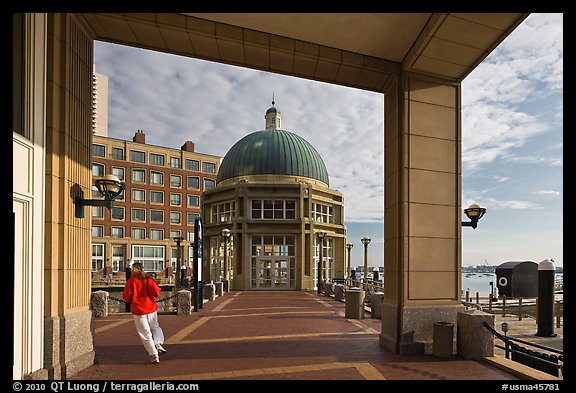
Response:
[380,72,464,354]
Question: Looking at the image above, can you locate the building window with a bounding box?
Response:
[111,206,124,220]
[170,175,182,188]
[203,178,216,190]
[112,245,125,272]
[150,229,164,240]
[187,212,200,225]
[92,163,105,177]
[132,168,146,183]
[132,228,146,239]
[150,191,164,204]
[150,153,165,166]
[251,199,296,220]
[187,176,200,189]
[92,226,104,238]
[170,211,181,224]
[132,208,146,221]
[150,210,164,223]
[92,144,105,157]
[130,150,146,163]
[186,159,200,171]
[150,171,164,185]
[132,245,165,272]
[12,13,25,137]
[92,243,105,271]
[112,147,124,160]
[312,203,333,224]
[169,230,182,240]
[187,195,200,207]
[132,189,146,202]
[92,206,104,219]
[111,167,125,181]
[203,162,216,174]
[211,201,235,223]
[313,237,334,284]
[170,193,182,206]
[111,226,124,238]
[171,157,181,169]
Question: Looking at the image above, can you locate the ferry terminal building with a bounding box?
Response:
[202,102,346,291]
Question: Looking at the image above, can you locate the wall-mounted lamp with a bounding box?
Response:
[462,204,486,229]
[75,174,125,218]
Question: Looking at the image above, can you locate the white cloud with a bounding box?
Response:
[535,190,561,197]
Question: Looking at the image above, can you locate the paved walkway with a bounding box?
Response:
[70,291,559,381]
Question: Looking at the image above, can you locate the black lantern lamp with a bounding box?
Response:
[75,174,125,218]
[462,204,486,229]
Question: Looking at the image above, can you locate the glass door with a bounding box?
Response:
[255,256,292,289]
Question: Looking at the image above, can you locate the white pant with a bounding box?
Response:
[133,311,164,356]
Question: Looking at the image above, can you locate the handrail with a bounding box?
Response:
[482,321,563,376]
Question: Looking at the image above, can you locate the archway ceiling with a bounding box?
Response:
[81,12,528,92]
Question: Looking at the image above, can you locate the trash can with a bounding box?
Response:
[345,288,365,319]
[433,321,454,358]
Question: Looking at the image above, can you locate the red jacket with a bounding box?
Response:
[122,274,161,315]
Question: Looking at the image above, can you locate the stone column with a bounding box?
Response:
[380,71,464,355]
[42,13,96,378]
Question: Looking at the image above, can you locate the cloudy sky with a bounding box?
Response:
[94,13,563,268]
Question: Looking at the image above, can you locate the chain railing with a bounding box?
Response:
[482,321,563,377]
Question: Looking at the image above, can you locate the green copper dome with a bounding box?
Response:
[217,129,330,186]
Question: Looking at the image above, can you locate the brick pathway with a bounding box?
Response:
[70,291,525,381]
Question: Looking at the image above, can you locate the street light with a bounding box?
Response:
[315,230,327,294]
[172,236,185,287]
[346,243,354,286]
[221,228,231,291]
[74,174,125,218]
[462,204,486,229]
[361,236,371,287]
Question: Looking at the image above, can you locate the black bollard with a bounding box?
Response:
[124,262,132,313]
[536,259,556,337]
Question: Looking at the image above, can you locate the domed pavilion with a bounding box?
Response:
[202,101,347,291]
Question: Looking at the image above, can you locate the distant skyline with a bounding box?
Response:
[94,13,563,268]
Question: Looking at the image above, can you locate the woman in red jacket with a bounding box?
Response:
[123,262,167,364]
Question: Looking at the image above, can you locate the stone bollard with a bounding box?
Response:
[91,290,109,317]
[177,290,192,315]
[203,283,216,301]
[334,284,345,301]
[370,292,385,319]
[215,281,224,296]
[345,287,365,319]
[457,310,495,360]
[325,282,335,297]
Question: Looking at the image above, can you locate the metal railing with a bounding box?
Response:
[482,321,563,377]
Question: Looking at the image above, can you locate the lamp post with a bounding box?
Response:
[361,236,371,287]
[315,230,326,294]
[346,243,354,286]
[221,228,231,291]
[462,204,486,229]
[172,236,185,287]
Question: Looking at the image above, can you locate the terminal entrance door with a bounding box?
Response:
[254,256,293,289]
